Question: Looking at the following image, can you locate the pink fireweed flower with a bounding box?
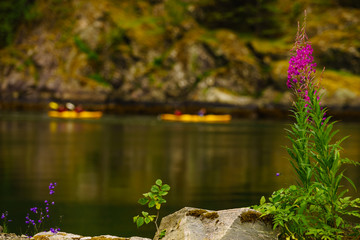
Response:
[287,44,317,90]
[287,11,326,123]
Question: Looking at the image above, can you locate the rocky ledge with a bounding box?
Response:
[0,207,278,240]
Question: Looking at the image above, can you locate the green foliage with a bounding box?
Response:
[73,36,99,61]
[88,73,111,87]
[0,0,35,48]
[164,0,187,26]
[195,0,282,37]
[255,86,360,239]
[133,179,170,237]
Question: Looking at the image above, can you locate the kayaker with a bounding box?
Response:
[57,104,67,112]
[174,109,182,116]
[198,108,206,116]
[75,104,84,113]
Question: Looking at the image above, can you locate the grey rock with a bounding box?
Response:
[154,207,278,240]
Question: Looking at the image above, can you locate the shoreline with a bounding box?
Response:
[1,99,360,121]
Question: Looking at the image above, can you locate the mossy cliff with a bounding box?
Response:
[1,0,360,115]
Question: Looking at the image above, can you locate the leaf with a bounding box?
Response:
[151,185,160,193]
[138,198,149,205]
[144,217,151,224]
[159,229,166,239]
[343,175,357,192]
[156,202,161,210]
[159,191,168,196]
[133,215,139,223]
[260,196,266,205]
[335,217,343,227]
[156,179,163,186]
[161,184,170,191]
[148,192,155,199]
[148,199,156,208]
[142,211,149,217]
[136,217,144,228]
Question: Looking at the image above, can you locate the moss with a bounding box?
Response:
[240,210,273,226]
[321,69,360,96]
[202,212,219,220]
[33,236,50,240]
[186,209,219,220]
[186,209,208,218]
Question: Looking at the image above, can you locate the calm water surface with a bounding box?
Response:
[1,112,360,238]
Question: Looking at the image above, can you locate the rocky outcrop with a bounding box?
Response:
[154,207,278,240]
[1,0,360,114]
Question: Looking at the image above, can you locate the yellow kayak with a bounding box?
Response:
[160,114,231,123]
[48,111,103,119]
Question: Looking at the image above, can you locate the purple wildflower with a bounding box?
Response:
[1,211,11,223]
[50,228,60,234]
[25,182,59,236]
[49,182,57,195]
[30,207,38,213]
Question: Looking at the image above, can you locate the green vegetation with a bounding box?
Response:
[194,0,283,37]
[256,88,360,238]
[74,36,99,61]
[254,15,360,239]
[0,0,34,47]
[133,179,170,239]
[1,0,360,105]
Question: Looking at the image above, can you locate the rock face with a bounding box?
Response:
[154,207,278,240]
[1,0,360,113]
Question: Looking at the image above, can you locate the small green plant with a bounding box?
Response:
[133,179,170,239]
[1,182,60,237]
[1,211,11,233]
[254,12,360,240]
[25,182,60,237]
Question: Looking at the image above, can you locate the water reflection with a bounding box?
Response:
[0,112,360,237]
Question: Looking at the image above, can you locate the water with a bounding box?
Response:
[1,112,360,238]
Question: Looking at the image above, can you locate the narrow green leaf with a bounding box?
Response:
[344,175,357,191]
[260,196,266,205]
